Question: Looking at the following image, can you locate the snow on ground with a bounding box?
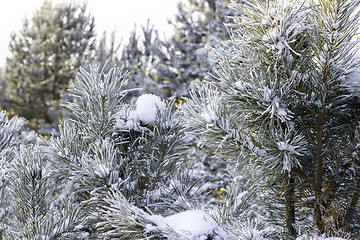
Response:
[145,210,226,238]
[143,208,350,240]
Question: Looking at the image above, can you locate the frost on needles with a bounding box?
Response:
[1,0,360,239]
[0,65,229,239]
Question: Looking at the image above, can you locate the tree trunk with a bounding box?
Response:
[314,109,324,234]
[285,176,296,237]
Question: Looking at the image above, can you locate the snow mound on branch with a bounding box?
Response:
[114,94,165,129]
[201,108,216,123]
[146,210,226,238]
[134,94,166,124]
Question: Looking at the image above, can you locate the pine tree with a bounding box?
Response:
[116,0,242,102]
[147,0,242,100]
[92,30,122,72]
[3,1,95,134]
[1,64,200,239]
[40,65,205,238]
[119,22,159,97]
[181,0,360,237]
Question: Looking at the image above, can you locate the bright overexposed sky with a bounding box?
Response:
[0,0,181,66]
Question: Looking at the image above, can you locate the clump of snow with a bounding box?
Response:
[277,140,302,172]
[262,93,293,122]
[276,106,288,119]
[115,109,136,129]
[115,94,166,128]
[201,108,216,123]
[134,94,166,124]
[274,36,286,54]
[263,87,273,102]
[235,81,245,90]
[235,190,248,207]
[269,8,277,18]
[200,103,217,123]
[146,210,226,238]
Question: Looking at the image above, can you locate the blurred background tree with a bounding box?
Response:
[147,0,242,100]
[91,30,122,72]
[116,0,242,102]
[0,67,5,99]
[2,1,95,135]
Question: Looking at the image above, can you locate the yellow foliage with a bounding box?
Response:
[163,77,170,84]
[152,71,158,82]
[174,98,187,107]
[216,187,227,200]
[28,118,38,128]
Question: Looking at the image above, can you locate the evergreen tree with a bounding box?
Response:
[120,22,159,97]
[147,0,241,100]
[3,1,95,133]
[116,0,242,102]
[0,68,5,106]
[92,30,121,72]
[40,65,204,238]
[182,0,360,238]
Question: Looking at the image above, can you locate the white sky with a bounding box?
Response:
[0,0,181,66]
